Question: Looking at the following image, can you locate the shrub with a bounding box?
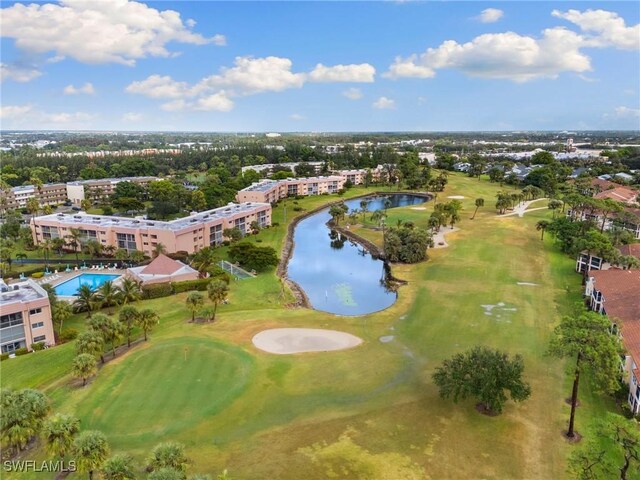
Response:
[172,278,210,293]
[295,195,304,200]
[15,347,29,356]
[271,222,280,227]
[293,206,303,212]
[30,342,46,351]
[31,272,44,279]
[59,328,79,343]
[141,283,174,300]
[168,251,189,262]
[256,239,263,243]
[222,240,231,247]
[0,353,9,361]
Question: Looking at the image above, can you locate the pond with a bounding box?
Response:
[287,193,428,315]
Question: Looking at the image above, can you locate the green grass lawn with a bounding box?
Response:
[0,174,616,480]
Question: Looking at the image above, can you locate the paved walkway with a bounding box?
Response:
[499,198,548,218]
[432,226,460,249]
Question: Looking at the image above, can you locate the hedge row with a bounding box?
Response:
[141,276,230,300]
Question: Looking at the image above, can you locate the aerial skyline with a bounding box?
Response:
[1,1,639,132]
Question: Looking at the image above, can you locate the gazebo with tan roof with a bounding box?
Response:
[126,254,199,285]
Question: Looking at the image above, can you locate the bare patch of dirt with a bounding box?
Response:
[475,403,499,417]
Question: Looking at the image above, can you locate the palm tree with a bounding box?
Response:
[52,301,72,337]
[119,278,141,304]
[191,247,217,278]
[119,305,139,348]
[103,245,117,258]
[51,237,66,256]
[129,250,145,263]
[383,198,392,213]
[115,248,129,262]
[359,200,368,221]
[207,279,229,322]
[102,454,136,480]
[73,430,110,480]
[89,314,124,359]
[536,220,550,241]
[76,331,105,364]
[15,252,28,264]
[26,197,40,222]
[41,239,53,269]
[137,309,158,341]
[66,228,83,262]
[96,281,121,314]
[73,353,98,386]
[152,243,167,258]
[85,240,103,260]
[147,442,188,474]
[41,413,80,460]
[73,285,98,318]
[471,198,484,220]
[185,292,204,322]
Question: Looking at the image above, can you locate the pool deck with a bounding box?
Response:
[33,268,127,301]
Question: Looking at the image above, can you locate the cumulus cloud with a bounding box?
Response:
[342,87,363,100]
[127,56,374,112]
[212,34,227,46]
[122,112,143,122]
[307,63,375,83]
[0,104,95,128]
[64,82,95,95]
[0,63,41,83]
[606,106,640,118]
[373,97,396,110]
[385,28,590,82]
[290,113,305,121]
[386,9,638,82]
[0,0,225,66]
[552,9,640,50]
[477,8,504,23]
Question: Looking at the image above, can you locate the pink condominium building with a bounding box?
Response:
[0,280,55,354]
[236,176,345,203]
[31,202,272,256]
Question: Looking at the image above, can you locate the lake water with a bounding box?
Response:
[287,193,428,315]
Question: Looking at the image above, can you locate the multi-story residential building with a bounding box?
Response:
[31,202,271,256]
[236,176,345,203]
[1,183,68,210]
[575,244,640,273]
[585,269,640,414]
[66,176,158,206]
[570,207,640,240]
[0,176,158,210]
[0,279,55,354]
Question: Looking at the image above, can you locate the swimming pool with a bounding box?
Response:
[54,273,121,297]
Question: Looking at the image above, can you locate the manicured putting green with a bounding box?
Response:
[75,338,254,443]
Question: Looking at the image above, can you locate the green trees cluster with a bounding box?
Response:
[430,200,463,230]
[227,242,278,272]
[0,388,49,453]
[73,278,142,317]
[432,346,531,415]
[384,223,433,263]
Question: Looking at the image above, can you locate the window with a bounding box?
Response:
[1,341,26,354]
[151,234,158,239]
[1,312,24,329]
[116,233,137,252]
[33,335,46,342]
[29,308,42,315]
[210,224,223,246]
[32,322,44,329]
[234,217,246,235]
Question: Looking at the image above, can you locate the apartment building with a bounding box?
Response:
[0,279,55,354]
[585,269,640,414]
[236,176,344,203]
[66,176,158,205]
[31,202,271,256]
[1,183,68,209]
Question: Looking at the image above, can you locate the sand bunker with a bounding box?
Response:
[447,195,465,199]
[410,207,427,210]
[252,328,363,354]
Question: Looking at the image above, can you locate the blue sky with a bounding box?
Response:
[1,1,639,132]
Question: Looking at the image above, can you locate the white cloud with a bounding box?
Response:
[0,0,225,66]
[127,56,375,112]
[290,114,305,121]
[342,88,363,100]
[417,96,427,105]
[193,92,234,112]
[607,106,640,118]
[477,8,504,24]
[373,97,396,110]
[212,34,227,46]
[63,82,95,95]
[0,104,95,128]
[552,9,640,50]
[307,63,375,83]
[385,28,591,82]
[0,63,41,83]
[125,75,191,99]
[122,112,143,122]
